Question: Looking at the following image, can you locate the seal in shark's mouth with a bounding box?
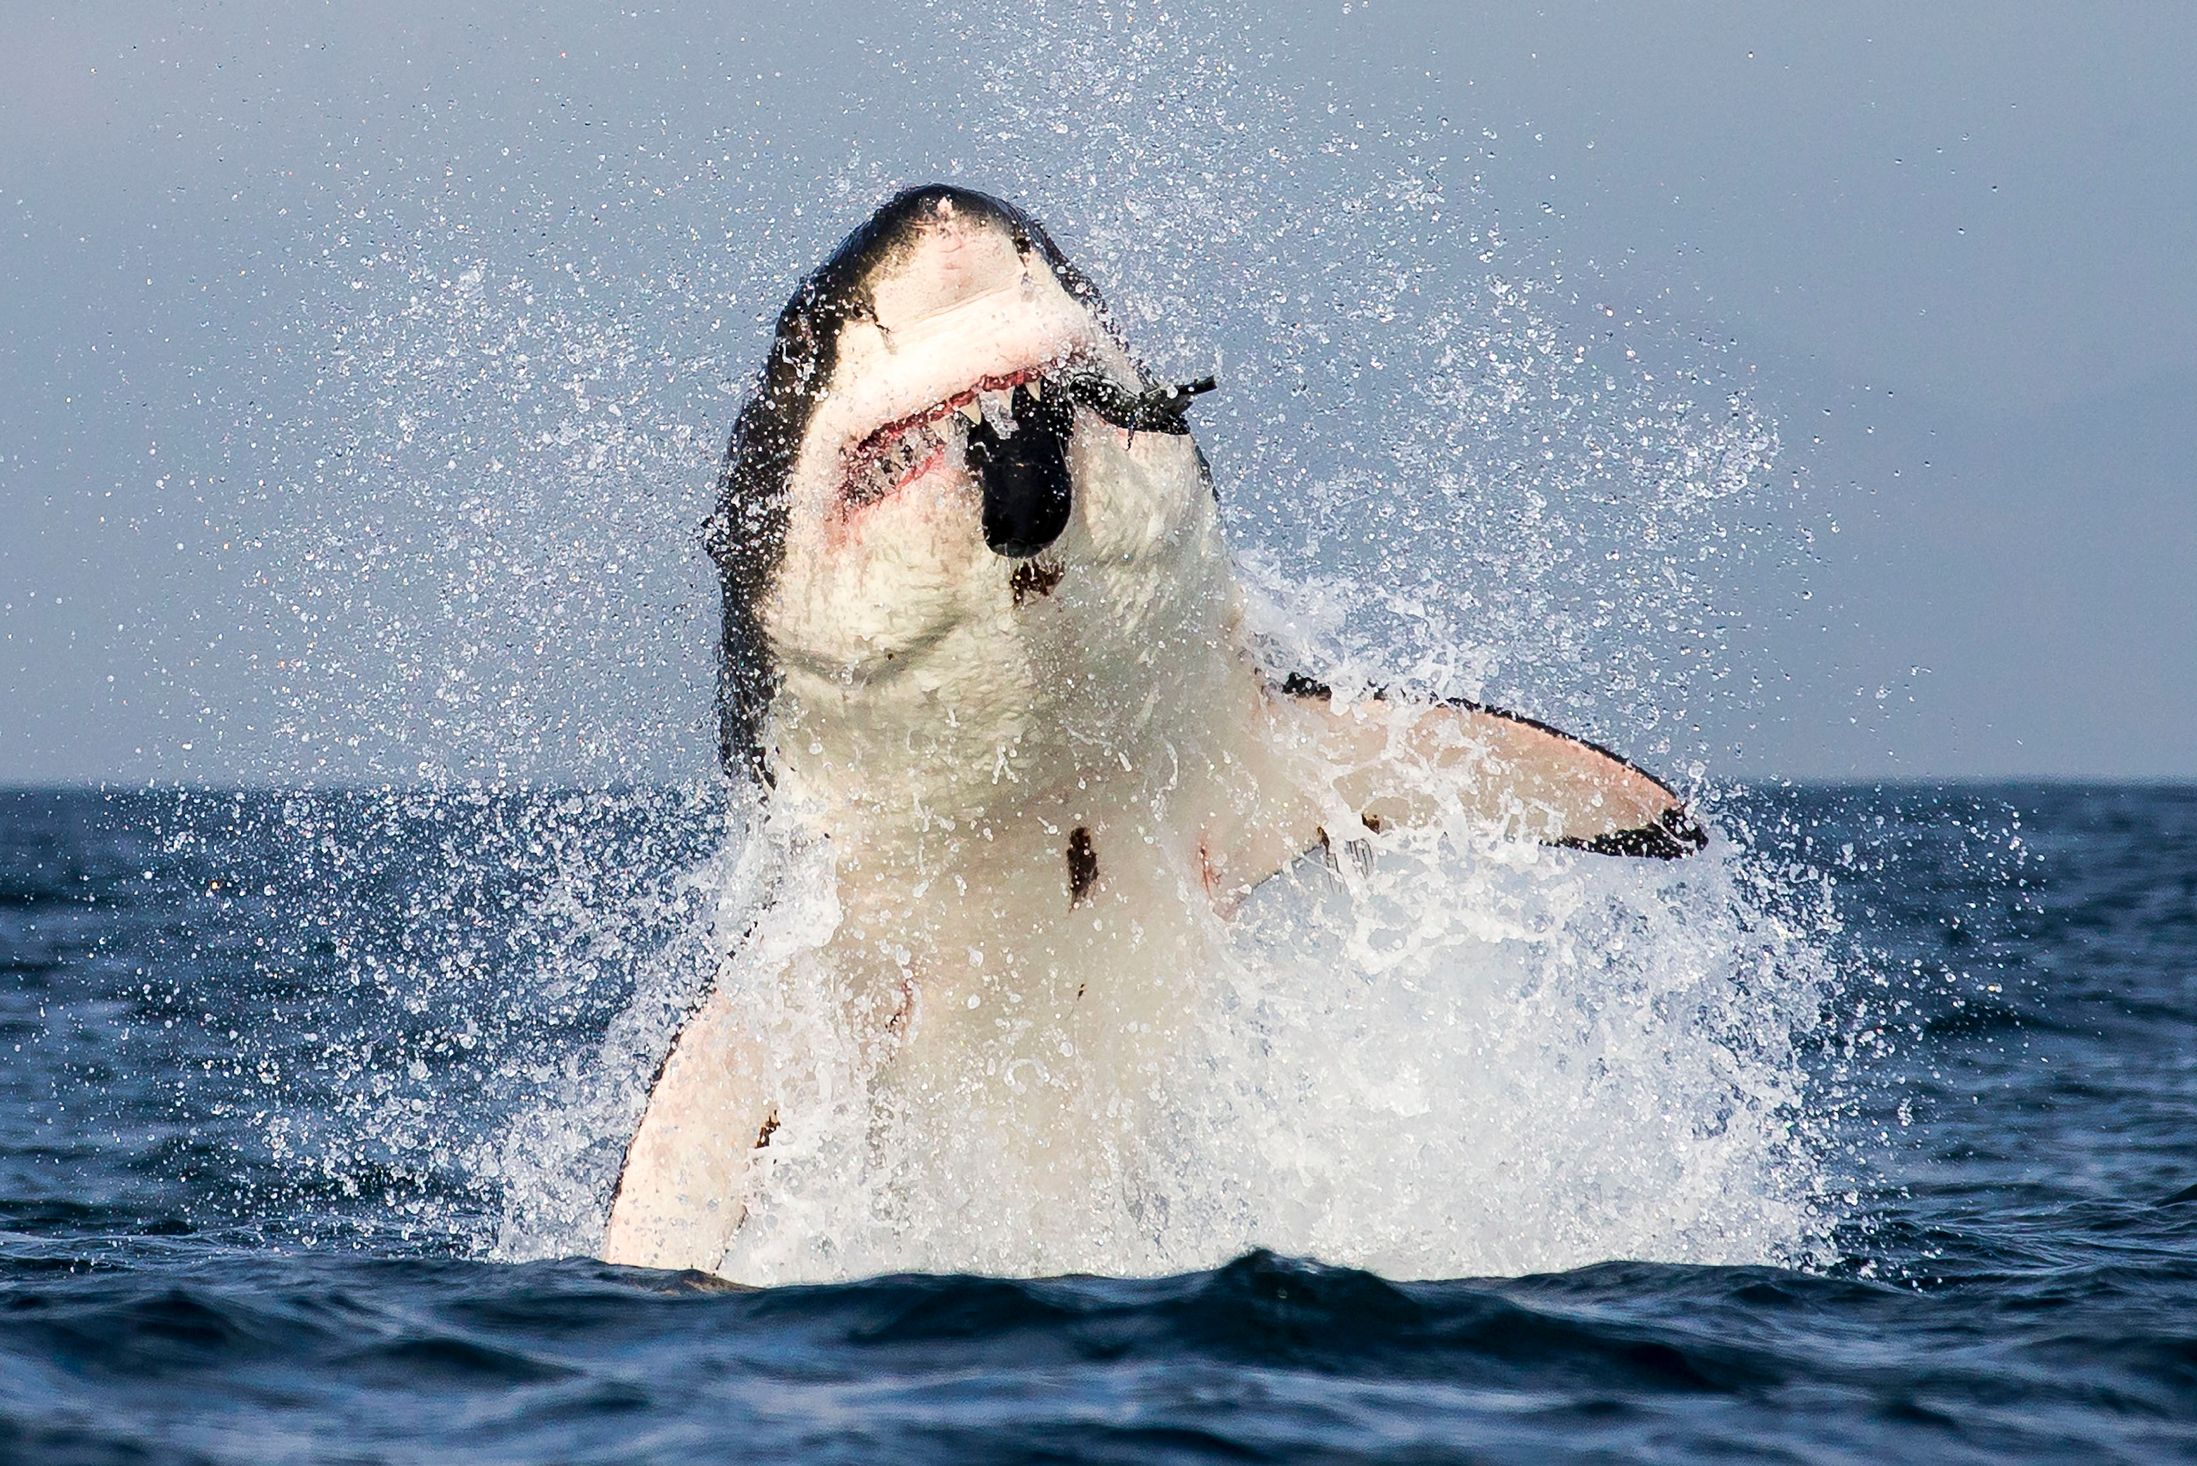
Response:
[840,362,1216,557]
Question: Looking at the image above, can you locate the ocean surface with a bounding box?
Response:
[2,783,2192,1463]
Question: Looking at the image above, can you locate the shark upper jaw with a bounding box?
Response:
[778,190,1148,559]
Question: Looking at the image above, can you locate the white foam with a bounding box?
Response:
[576,771,1828,1285]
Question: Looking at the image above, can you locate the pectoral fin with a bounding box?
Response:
[1273,672,1705,860]
[602,983,775,1273]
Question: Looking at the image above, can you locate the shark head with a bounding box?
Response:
[708,186,1224,783]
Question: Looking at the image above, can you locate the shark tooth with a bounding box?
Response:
[980,388,1018,433]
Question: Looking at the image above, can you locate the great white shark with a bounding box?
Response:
[601,185,1704,1275]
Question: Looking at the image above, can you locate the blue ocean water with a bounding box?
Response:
[1,784,2192,1462]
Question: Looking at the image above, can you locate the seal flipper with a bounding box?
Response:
[1271,673,1705,861]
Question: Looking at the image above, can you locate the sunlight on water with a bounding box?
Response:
[211,0,1852,1281]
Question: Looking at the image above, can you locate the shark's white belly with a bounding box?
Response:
[745,430,1305,1236]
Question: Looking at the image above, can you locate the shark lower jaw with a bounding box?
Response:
[837,361,1080,558]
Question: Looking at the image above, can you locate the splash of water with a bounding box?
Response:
[206,0,1849,1280]
[642,818,1831,1285]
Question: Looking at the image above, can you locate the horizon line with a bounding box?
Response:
[4,774,2195,797]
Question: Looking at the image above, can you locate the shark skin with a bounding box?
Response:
[600,186,1704,1276]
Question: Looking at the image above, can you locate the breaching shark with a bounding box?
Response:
[601,185,1704,1275]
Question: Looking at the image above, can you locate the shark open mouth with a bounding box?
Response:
[837,363,1070,558]
[838,363,1218,558]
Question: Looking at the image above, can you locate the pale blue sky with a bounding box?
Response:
[3,2,2191,784]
